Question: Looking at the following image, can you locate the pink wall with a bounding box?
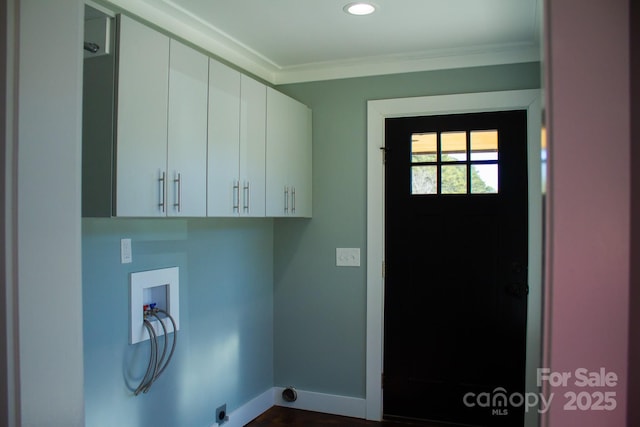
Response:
[627,0,640,425]
[544,0,630,425]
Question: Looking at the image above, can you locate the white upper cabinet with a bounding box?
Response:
[207,60,266,217]
[167,39,208,217]
[111,15,310,218]
[265,87,312,217]
[115,14,169,217]
[115,15,207,217]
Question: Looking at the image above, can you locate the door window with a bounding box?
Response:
[411,129,499,195]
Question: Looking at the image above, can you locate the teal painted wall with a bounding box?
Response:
[82,218,273,427]
[273,62,541,397]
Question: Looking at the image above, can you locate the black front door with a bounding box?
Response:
[383,110,529,426]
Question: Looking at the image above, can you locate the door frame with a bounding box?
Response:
[366,90,543,426]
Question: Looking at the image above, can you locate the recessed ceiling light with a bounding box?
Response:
[344,2,376,16]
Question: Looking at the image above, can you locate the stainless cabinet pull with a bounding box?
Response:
[243,181,250,213]
[291,186,296,214]
[159,171,166,213]
[284,186,289,214]
[233,181,240,212]
[173,172,181,212]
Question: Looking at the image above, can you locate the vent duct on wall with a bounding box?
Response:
[84,16,111,57]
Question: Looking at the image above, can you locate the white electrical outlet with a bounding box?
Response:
[121,238,132,264]
[336,248,360,267]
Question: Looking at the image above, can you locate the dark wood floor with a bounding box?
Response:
[245,406,467,427]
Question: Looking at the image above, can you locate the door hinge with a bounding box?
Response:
[380,146,388,164]
[381,372,384,389]
[382,261,385,278]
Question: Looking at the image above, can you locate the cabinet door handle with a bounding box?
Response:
[233,181,240,213]
[284,186,289,214]
[291,186,296,214]
[159,171,166,213]
[243,181,250,213]
[173,172,181,213]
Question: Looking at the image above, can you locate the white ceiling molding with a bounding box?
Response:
[273,44,541,85]
[103,0,278,82]
[101,0,541,85]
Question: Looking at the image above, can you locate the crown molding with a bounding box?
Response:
[273,44,541,84]
[98,0,541,85]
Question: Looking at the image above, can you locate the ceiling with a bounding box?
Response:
[99,0,542,84]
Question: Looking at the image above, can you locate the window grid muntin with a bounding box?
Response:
[410,129,499,195]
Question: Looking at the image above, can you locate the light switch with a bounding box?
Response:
[121,238,132,264]
[336,248,360,267]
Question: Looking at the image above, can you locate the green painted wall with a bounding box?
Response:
[273,62,541,397]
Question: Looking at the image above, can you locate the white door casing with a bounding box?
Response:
[366,90,542,427]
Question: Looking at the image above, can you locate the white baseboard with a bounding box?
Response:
[213,387,366,427]
[213,388,275,427]
[274,387,366,419]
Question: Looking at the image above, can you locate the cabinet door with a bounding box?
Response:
[239,75,266,217]
[207,59,240,216]
[265,88,289,216]
[115,15,169,217]
[167,39,208,217]
[288,101,312,217]
[265,88,312,217]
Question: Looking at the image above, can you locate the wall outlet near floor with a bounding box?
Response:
[215,403,228,425]
[336,247,360,267]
